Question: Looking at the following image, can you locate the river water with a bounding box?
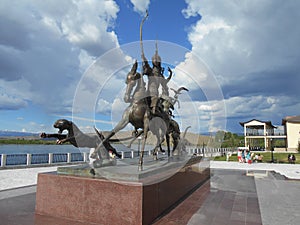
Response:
[0,143,150,155]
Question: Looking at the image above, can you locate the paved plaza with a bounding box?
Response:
[0,161,300,224]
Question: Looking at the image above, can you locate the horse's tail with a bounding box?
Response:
[93,127,122,158]
[181,126,191,140]
[94,126,105,140]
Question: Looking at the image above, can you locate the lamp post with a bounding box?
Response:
[202,142,206,157]
[270,138,274,163]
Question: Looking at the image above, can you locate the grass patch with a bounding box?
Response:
[0,139,57,145]
[213,152,300,164]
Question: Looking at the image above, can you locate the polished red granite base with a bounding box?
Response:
[35,163,210,225]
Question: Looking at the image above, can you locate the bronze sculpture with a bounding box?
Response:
[40,119,118,165]
[90,11,189,169]
[90,60,172,169]
[41,11,190,170]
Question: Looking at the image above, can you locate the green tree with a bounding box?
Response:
[220,131,244,148]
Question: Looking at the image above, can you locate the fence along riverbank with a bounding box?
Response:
[0,147,232,168]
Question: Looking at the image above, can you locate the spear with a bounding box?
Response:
[140,10,148,60]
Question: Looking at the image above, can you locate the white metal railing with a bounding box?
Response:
[0,147,232,168]
[0,152,89,168]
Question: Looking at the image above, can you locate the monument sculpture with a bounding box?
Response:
[90,11,189,169]
[36,11,210,225]
[41,11,189,170]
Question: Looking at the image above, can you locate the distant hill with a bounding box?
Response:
[0,130,215,147]
[102,130,212,147]
[0,130,39,137]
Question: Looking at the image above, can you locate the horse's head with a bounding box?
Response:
[124,61,147,103]
[124,61,137,102]
[124,74,136,103]
[53,119,72,134]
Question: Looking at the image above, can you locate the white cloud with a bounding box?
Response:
[168,98,226,134]
[175,93,300,133]
[172,48,225,114]
[223,95,300,124]
[0,0,122,115]
[0,93,28,110]
[173,52,208,90]
[130,0,150,14]
[0,78,32,110]
[182,0,300,131]
[198,104,213,112]
[78,50,96,73]
[96,98,111,114]
[111,97,129,122]
[184,0,300,78]
[72,46,133,117]
[189,18,236,43]
[182,0,201,18]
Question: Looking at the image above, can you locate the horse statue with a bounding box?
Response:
[90,12,190,169]
[91,61,171,169]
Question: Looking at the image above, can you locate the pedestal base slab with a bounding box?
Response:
[35,157,210,225]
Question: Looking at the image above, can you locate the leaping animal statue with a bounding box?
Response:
[40,119,122,160]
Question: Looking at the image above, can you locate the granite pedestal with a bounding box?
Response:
[35,156,210,225]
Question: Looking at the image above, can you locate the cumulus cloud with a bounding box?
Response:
[72,46,133,118]
[1,0,299,135]
[0,78,32,110]
[179,94,300,133]
[96,98,111,115]
[184,0,300,88]
[0,0,122,116]
[130,0,150,14]
[175,99,226,133]
[182,0,300,130]
[59,0,119,56]
[0,93,28,110]
[173,52,208,90]
[198,104,214,112]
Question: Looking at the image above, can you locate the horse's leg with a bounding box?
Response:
[152,128,167,160]
[153,139,159,161]
[105,118,129,141]
[172,131,180,156]
[101,119,129,158]
[108,107,132,140]
[92,109,130,158]
[166,133,170,157]
[153,131,163,160]
[159,144,166,153]
[127,130,144,148]
[139,112,150,170]
[158,134,166,153]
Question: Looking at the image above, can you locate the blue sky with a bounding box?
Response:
[0,0,300,134]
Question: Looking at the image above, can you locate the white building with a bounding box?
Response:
[240,116,300,152]
[282,115,300,151]
[240,119,285,151]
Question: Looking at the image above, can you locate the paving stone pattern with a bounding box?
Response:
[1,167,300,224]
[154,169,262,225]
